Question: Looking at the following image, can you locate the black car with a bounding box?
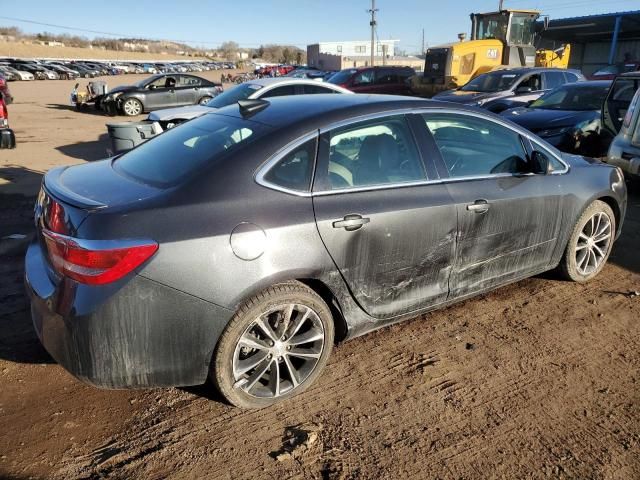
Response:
[26,94,626,409]
[501,80,612,156]
[101,74,223,116]
[433,68,584,113]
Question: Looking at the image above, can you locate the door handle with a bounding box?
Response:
[332,214,370,231]
[466,200,490,213]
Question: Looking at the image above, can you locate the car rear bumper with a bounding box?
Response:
[25,240,233,389]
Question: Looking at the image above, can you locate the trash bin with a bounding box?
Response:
[105,121,162,155]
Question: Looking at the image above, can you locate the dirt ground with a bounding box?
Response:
[1,72,639,480]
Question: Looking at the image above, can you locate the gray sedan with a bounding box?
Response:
[26,94,626,408]
[101,74,223,116]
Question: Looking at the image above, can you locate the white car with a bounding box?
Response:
[147,77,353,128]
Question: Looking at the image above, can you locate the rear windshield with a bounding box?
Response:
[113,114,267,187]
[529,84,610,111]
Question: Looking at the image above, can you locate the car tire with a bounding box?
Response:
[212,281,334,409]
[122,98,143,116]
[559,200,615,283]
[198,96,212,105]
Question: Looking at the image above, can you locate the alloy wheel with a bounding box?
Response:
[123,99,142,116]
[232,303,325,399]
[575,211,612,276]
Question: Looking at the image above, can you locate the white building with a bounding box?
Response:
[310,40,397,58]
[307,39,423,71]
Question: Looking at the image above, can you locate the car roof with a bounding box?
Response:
[619,71,640,78]
[246,77,339,87]
[212,94,471,131]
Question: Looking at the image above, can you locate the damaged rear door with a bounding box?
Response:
[421,111,562,298]
[312,113,456,319]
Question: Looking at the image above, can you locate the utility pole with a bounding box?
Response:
[368,0,378,67]
[498,0,504,10]
[422,28,425,55]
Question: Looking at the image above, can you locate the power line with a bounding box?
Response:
[0,15,307,48]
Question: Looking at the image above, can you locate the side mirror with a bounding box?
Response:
[516,86,533,94]
[531,150,550,174]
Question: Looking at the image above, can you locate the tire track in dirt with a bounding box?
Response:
[51,261,640,479]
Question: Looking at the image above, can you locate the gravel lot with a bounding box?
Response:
[1,72,639,480]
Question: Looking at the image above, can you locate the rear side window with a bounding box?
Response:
[564,72,580,83]
[544,71,566,89]
[114,115,264,187]
[423,113,529,177]
[302,84,339,94]
[261,85,296,98]
[375,69,399,85]
[263,138,317,192]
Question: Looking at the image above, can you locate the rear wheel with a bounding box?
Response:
[122,98,143,116]
[213,281,334,409]
[198,95,212,105]
[559,200,615,282]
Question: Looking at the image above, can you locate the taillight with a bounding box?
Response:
[46,199,67,234]
[42,230,158,285]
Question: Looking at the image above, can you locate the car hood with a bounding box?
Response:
[501,107,599,133]
[148,105,212,122]
[432,89,505,104]
[109,85,138,95]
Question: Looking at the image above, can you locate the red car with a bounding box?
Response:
[327,66,415,95]
[0,92,16,149]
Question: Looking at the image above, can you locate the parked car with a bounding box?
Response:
[0,64,33,81]
[501,80,612,156]
[588,62,640,80]
[44,64,78,80]
[41,68,60,80]
[284,68,327,81]
[328,66,415,95]
[0,92,16,148]
[0,66,18,81]
[101,74,223,116]
[432,68,585,113]
[26,94,626,408]
[604,72,640,180]
[11,63,48,80]
[0,74,13,103]
[68,63,98,78]
[147,78,352,129]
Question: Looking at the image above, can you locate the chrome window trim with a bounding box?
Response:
[254,131,318,197]
[255,106,569,197]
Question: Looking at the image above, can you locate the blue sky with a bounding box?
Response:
[2,0,639,53]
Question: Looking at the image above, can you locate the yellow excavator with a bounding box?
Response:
[412,9,571,97]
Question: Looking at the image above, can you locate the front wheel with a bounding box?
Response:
[121,97,143,116]
[198,95,212,105]
[559,200,615,282]
[213,282,334,409]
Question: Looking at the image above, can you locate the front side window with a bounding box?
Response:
[263,138,317,192]
[518,74,542,91]
[353,70,374,86]
[323,115,426,191]
[423,113,529,178]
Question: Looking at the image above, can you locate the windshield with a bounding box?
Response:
[327,69,358,85]
[460,71,521,92]
[529,84,610,111]
[206,83,263,108]
[113,114,266,187]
